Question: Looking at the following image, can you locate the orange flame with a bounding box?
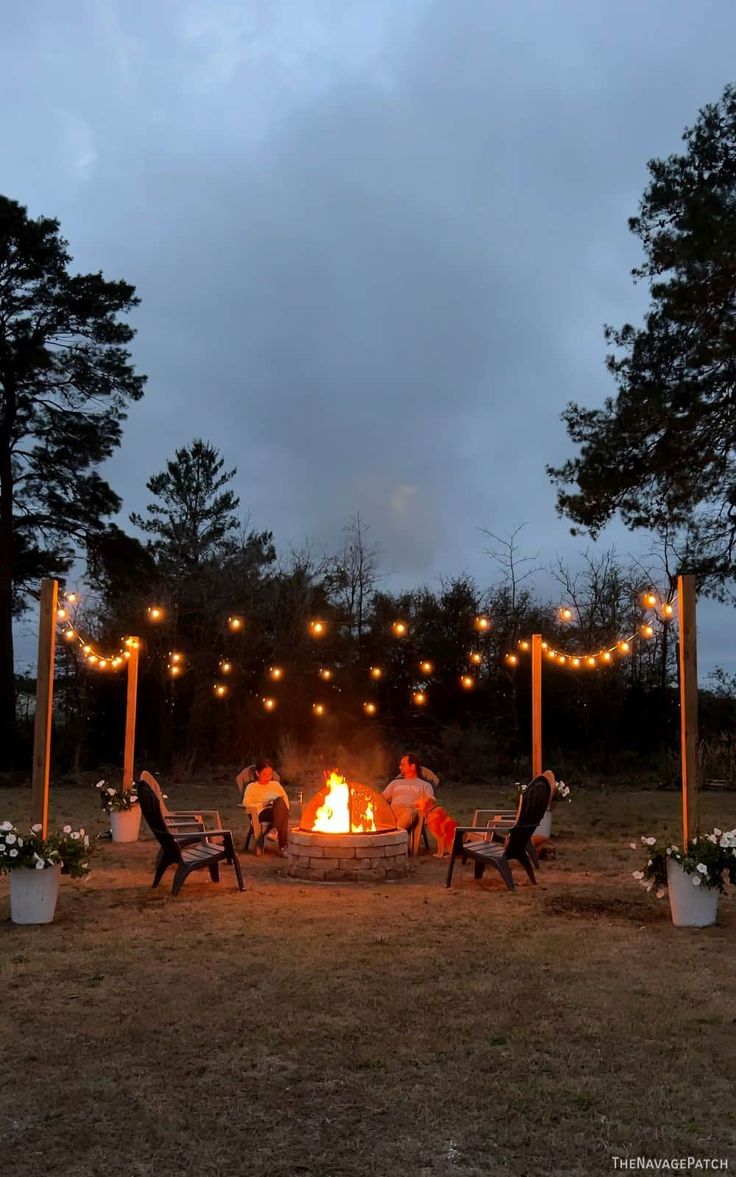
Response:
[312,771,377,834]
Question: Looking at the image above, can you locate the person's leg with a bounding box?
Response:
[256,805,273,854]
[392,804,417,832]
[270,796,290,850]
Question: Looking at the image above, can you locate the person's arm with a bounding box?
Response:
[422,780,436,799]
[275,783,290,810]
[242,782,258,808]
[383,782,395,802]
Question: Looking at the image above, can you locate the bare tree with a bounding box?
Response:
[324,513,381,643]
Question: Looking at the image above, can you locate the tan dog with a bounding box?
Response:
[414,795,458,857]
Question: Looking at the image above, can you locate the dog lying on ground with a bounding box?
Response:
[414,795,458,857]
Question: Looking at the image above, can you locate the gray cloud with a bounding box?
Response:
[4,0,735,672]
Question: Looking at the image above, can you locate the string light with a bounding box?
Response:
[170,652,183,665]
[644,592,658,608]
[312,702,326,717]
[469,652,482,666]
[169,665,182,678]
[641,624,654,639]
[147,605,164,622]
[518,640,530,651]
[57,607,67,621]
[460,675,475,690]
[560,607,573,622]
[309,620,326,637]
[269,666,284,681]
[369,666,383,680]
[392,620,408,637]
[262,697,277,712]
[213,682,228,698]
[220,660,233,675]
[474,616,491,632]
[63,628,76,642]
[412,690,427,706]
[662,602,674,618]
[363,701,377,716]
[506,654,519,666]
[228,615,244,632]
[319,667,333,681]
[419,660,434,675]
[64,592,78,604]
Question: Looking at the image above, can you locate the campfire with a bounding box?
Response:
[300,771,395,835]
[287,770,408,883]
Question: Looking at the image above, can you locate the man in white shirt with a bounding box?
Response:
[383,753,435,833]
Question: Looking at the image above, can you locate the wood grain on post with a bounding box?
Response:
[31,578,58,836]
[677,575,699,844]
[531,633,542,778]
[122,641,140,791]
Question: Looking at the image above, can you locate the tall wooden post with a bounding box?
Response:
[531,633,542,778]
[31,578,58,836]
[677,575,699,844]
[122,641,140,791]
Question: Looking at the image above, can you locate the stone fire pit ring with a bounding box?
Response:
[287,828,409,883]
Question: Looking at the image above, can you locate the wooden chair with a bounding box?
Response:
[138,780,245,896]
[139,770,223,833]
[235,765,283,852]
[445,775,552,891]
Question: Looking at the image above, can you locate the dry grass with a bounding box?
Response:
[2,780,736,1177]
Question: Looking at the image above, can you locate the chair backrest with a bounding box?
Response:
[420,766,440,789]
[506,775,552,857]
[139,770,169,816]
[138,780,180,854]
[236,764,281,800]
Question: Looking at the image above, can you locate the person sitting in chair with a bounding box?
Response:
[239,759,290,857]
[382,753,435,835]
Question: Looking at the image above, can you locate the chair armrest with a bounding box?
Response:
[169,809,222,826]
[174,828,234,845]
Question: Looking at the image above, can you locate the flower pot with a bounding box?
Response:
[666,858,719,927]
[10,865,61,925]
[534,810,553,840]
[111,806,141,843]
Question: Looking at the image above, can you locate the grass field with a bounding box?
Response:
[1,779,735,1177]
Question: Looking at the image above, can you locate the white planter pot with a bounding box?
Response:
[534,810,553,839]
[111,806,141,843]
[10,865,61,925]
[666,859,719,927]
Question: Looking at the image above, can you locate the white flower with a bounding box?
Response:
[31,823,42,832]
[713,828,722,837]
[696,863,708,875]
[692,875,702,886]
[70,832,80,840]
[0,820,13,831]
[95,780,105,789]
[630,842,637,850]
[643,837,656,846]
[35,861,45,870]
[106,788,115,796]
[666,848,672,856]
[632,871,644,880]
[645,882,654,892]
[5,833,16,845]
[656,889,666,900]
[84,836,90,848]
[63,825,72,834]
[9,848,18,857]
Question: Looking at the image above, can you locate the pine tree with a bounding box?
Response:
[0,196,145,763]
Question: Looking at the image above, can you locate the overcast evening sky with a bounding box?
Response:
[3,0,735,678]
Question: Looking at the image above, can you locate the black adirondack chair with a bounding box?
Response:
[445,774,552,891]
[139,770,222,833]
[138,780,245,896]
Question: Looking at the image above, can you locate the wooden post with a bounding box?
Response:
[31,578,58,836]
[677,575,699,844]
[531,633,542,778]
[122,641,140,791]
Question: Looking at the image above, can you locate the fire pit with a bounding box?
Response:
[287,772,409,882]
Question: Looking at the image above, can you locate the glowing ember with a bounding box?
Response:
[312,771,377,834]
